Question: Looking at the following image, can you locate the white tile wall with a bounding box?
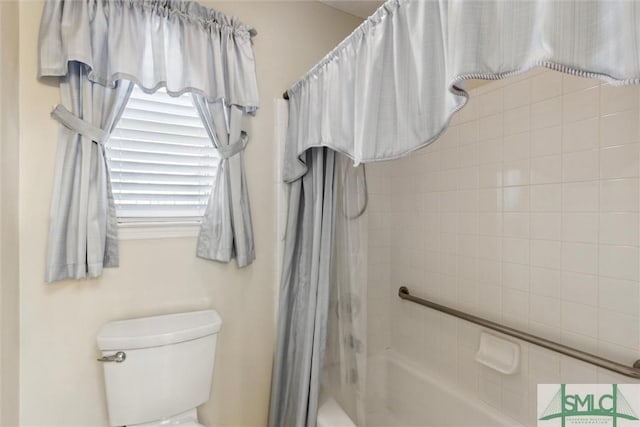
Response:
[366,68,640,427]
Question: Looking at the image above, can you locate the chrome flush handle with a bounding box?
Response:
[97,351,126,363]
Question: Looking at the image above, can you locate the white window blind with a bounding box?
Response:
[106,86,219,222]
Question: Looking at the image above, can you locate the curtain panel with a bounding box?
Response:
[323,157,368,426]
[269,148,336,427]
[192,95,255,267]
[284,0,640,182]
[39,0,259,282]
[47,62,134,282]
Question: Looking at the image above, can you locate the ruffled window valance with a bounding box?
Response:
[284,0,640,182]
[39,0,259,111]
[39,0,259,282]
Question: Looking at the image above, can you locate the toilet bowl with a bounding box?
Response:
[129,409,202,427]
[97,310,222,427]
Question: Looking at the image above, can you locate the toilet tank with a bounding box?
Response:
[97,310,222,427]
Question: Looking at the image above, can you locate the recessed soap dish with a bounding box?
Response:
[475,332,520,375]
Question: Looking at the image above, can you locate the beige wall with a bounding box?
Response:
[0,1,21,426]
[18,2,360,426]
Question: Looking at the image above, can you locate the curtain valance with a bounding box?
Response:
[39,0,259,111]
[284,0,640,182]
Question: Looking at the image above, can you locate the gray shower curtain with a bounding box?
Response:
[283,0,640,183]
[323,156,368,426]
[269,148,336,427]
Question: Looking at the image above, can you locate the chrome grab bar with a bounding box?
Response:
[398,286,640,379]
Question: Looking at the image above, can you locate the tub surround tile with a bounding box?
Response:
[532,126,562,157]
[503,132,530,162]
[598,309,639,350]
[530,213,561,241]
[562,150,599,182]
[503,213,530,238]
[369,70,640,427]
[599,144,640,179]
[529,294,561,327]
[504,105,530,136]
[478,138,503,164]
[599,213,639,246]
[531,97,562,130]
[530,155,561,184]
[560,358,598,383]
[502,262,530,292]
[504,186,530,211]
[563,74,599,94]
[561,271,598,307]
[600,178,639,211]
[530,267,562,298]
[477,88,504,118]
[563,86,599,123]
[600,84,639,115]
[562,213,598,243]
[530,184,561,212]
[504,80,531,110]
[503,160,530,187]
[599,245,639,282]
[562,181,599,212]
[561,301,598,338]
[530,239,561,269]
[478,113,503,141]
[562,242,598,275]
[598,277,639,316]
[478,163,503,188]
[600,110,639,147]
[531,71,563,103]
[502,238,531,265]
[563,117,599,153]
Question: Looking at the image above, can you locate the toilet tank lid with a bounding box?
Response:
[97,310,222,351]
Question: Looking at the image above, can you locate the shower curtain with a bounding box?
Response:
[269,150,368,427]
[269,148,337,427]
[273,0,640,425]
[323,157,368,425]
[283,0,640,183]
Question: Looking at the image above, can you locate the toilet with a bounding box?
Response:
[96,310,222,427]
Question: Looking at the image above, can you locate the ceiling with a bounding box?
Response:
[319,0,384,19]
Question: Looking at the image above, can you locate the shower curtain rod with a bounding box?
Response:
[398,286,640,379]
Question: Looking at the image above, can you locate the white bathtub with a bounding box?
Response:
[366,351,524,427]
[319,350,523,426]
[318,397,357,427]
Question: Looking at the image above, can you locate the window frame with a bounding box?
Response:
[107,86,218,238]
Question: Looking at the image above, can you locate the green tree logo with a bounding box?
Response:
[539,384,638,426]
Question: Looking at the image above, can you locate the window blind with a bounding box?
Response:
[106,86,219,222]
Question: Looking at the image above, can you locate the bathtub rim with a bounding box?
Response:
[370,349,526,427]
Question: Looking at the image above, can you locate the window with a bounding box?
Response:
[106,86,219,224]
